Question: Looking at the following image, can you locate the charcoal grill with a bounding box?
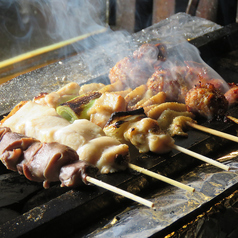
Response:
[0,19,238,238]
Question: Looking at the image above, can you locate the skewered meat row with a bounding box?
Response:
[0,127,98,188]
[1,98,176,156]
[1,101,130,174]
[34,82,81,108]
[30,42,238,122]
[107,42,236,120]
[44,81,193,138]
[1,43,235,170]
[104,108,174,154]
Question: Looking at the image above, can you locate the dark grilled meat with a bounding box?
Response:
[185,83,228,120]
[224,83,238,107]
[109,44,166,89]
[0,127,98,188]
[146,69,190,103]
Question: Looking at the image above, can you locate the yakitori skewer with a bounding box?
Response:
[172,144,230,171]
[86,176,154,208]
[227,116,238,125]
[128,163,195,192]
[0,28,107,85]
[186,121,238,143]
[0,127,154,209]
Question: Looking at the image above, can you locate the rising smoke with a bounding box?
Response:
[0,0,136,75]
[0,1,229,93]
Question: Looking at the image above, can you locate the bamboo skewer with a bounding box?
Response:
[186,121,238,143]
[227,116,238,125]
[86,176,154,208]
[172,144,230,171]
[128,163,195,192]
[0,28,107,69]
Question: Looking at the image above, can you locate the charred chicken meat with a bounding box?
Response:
[185,82,229,120]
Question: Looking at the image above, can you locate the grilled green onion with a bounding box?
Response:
[56,91,101,122]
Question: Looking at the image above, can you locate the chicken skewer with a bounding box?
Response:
[1,101,195,193]
[227,115,238,124]
[56,91,229,172]
[33,77,235,145]
[0,126,154,208]
[52,81,236,143]
[36,82,231,172]
[104,109,230,171]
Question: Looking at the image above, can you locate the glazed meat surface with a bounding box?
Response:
[224,83,238,107]
[185,83,228,120]
[147,69,190,103]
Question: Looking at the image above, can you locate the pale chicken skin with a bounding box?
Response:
[1,101,130,174]
[123,117,174,154]
[157,109,196,137]
[34,82,81,108]
[77,137,129,173]
[88,92,127,128]
[104,111,174,154]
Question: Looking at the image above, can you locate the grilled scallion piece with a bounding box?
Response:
[56,92,102,122]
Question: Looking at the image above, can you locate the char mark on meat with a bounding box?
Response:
[185,82,228,120]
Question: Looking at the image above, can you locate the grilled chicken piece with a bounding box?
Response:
[185,83,228,120]
[34,82,81,108]
[2,102,130,174]
[77,136,129,173]
[53,119,105,151]
[109,44,165,89]
[224,83,238,107]
[124,85,148,110]
[139,91,166,108]
[99,81,125,93]
[79,82,105,95]
[1,101,66,135]
[124,84,166,111]
[88,92,127,128]
[146,68,190,103]
[144,102,187,120]
[157,109,196,137]
[104,109,174,154]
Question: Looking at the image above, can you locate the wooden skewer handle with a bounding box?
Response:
[172,144,230,171]
[128,163,195,193]
[86,176,154,209]
[0,28,107,69]
[187,121,238,143]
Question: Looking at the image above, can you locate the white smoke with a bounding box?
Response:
[0,0,109,58]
